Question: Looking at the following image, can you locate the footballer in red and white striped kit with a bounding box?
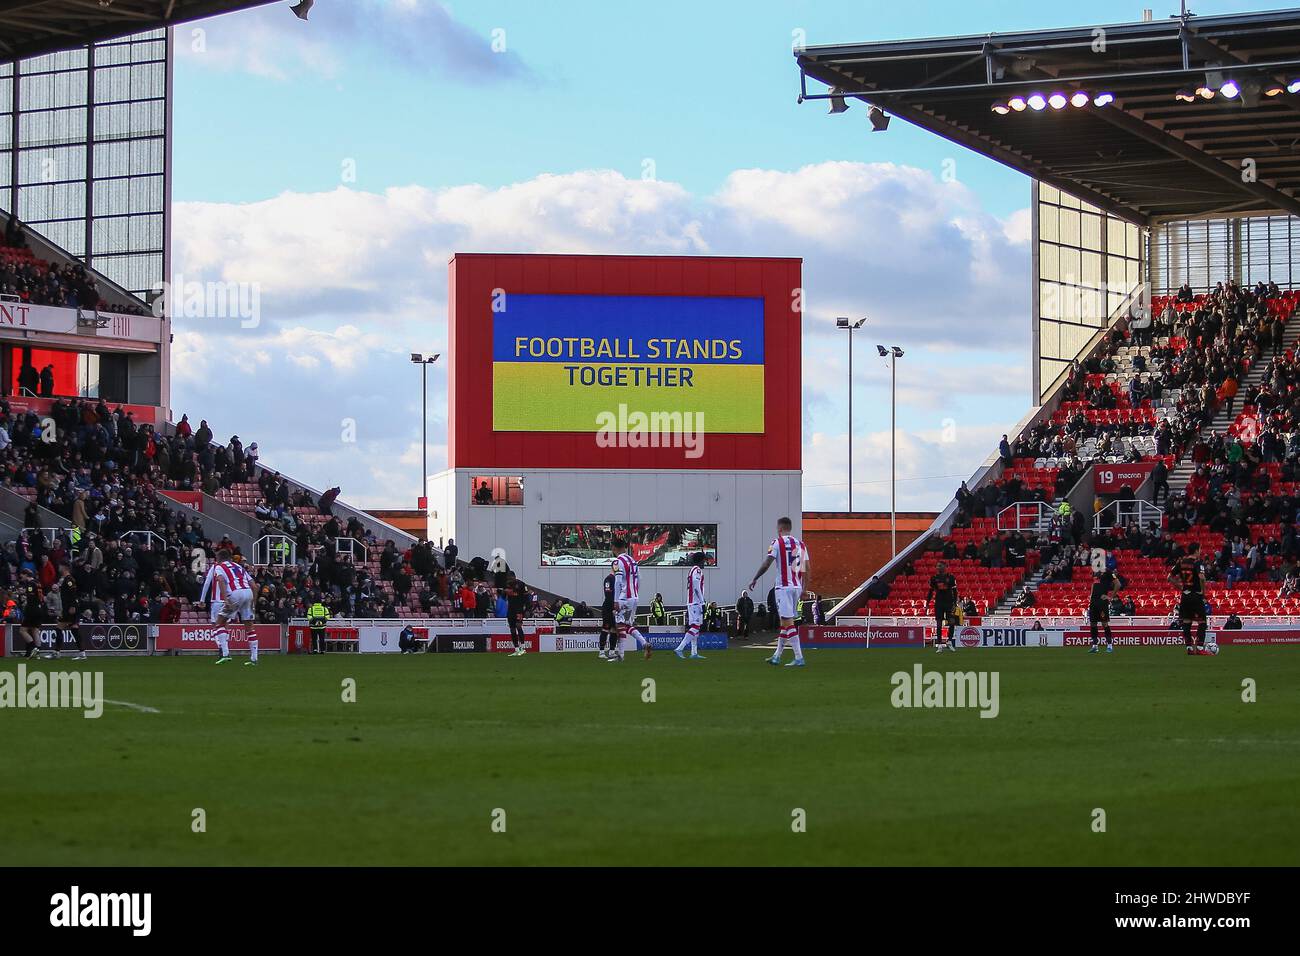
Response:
[200,549,259,666]
[674,553,708,660]
[607,537,652,661]
[748,516,809,667]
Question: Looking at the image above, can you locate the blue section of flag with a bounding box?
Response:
[493,294,764,364]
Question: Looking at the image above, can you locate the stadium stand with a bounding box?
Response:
[2,221,148,315]
[852,280,1300,622]
[0,390,560,630]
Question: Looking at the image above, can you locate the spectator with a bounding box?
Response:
[736,590,753,637]
[398,623,420,654]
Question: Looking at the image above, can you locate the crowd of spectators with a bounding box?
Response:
[2,215,149,316]
[865,279,1300,617]
[0,393,564,628]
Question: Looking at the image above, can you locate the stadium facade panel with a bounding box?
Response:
[433,253,803,604]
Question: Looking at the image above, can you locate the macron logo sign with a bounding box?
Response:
[50,886,151,937]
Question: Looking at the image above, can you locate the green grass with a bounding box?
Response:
[1,647,1297,866]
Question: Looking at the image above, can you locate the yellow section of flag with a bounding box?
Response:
[492,361,765,433]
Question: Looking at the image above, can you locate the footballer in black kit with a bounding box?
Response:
[598,571,617,658]
[505,578,529,656]
[1088,566,1117,653]
[19,583,44,658]
[927,561,960,653]
[1170,544,1212,656]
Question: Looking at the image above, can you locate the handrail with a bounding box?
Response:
[119,530,166,550]
[306,536,369,565]
[1094,499,1164,531]
[997,501,1057,533]
[253,534,295,568]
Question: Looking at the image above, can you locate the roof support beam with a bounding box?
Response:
[1092,103,1300,219]
[1021,55,1300,221]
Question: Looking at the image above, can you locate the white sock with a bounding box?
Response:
[688,626,699,654]
[775,629,787,659]
[630,628,647,649]
[249,639,259,663]
[216,628,229,657]
[788,633,803,661]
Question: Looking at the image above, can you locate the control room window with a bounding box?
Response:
[471,475,523,506]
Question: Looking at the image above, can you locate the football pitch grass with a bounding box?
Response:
[2,646,1297,867]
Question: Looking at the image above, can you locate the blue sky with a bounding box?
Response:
[164,0,1283,514]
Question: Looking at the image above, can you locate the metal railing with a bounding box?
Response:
[306,537,369,564]
[642,603,738,629]
[1094,499,1164,531]
[119,530,166,550]
[254,534,295,567]
[333,536,368,564]
[996,501,1059,534]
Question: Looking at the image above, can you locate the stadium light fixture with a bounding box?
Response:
[410,352,441,505]
[837,317,866,511]
[1196,84,1216,99]
[828,89,849,114]
[1070,91,1091,108]
[1047,92,1068,110]
[290,0,313,19]
[991,101,1011,115]
[1220,80,1241,99]
[868,106,890,131]
[1289,79,1300,94]
[1175,89,1197,102]
[1092,92,1115,107]
[1264,81,1286,97]
[1027,92,1047,111]
[877,345,905,556]
[1008,95,1028,112]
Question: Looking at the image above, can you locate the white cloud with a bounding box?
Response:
[802,423,1003,513]
[170,162,1030,511]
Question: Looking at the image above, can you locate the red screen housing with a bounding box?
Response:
[447,253,802,472]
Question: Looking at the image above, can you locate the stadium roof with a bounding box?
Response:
[0,0,278,63]
[795,8,1300,225]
